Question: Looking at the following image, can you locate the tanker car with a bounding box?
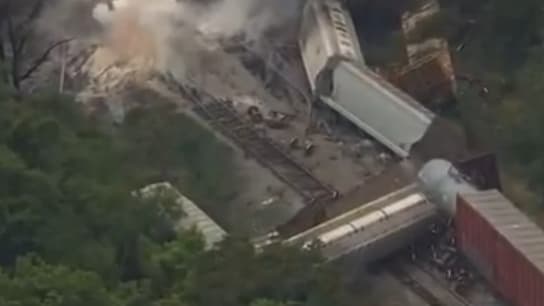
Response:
[285,159,472,263]
[285,184,438,263]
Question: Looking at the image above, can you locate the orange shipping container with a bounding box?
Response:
[456,190,544,306]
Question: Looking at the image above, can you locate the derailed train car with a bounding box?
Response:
[299,0,364,94]
[421,160,544,306]
[285,184,438,263]
[456,191,544,306]
[286,158,544,306]
[322,61,435,158]
[299,0,434,158]
[420,160,544,306]
[284,159,473,265]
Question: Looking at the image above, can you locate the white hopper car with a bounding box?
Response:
[298,0,435,158]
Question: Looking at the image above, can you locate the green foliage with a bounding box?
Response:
[498,47,544,195]
[0,256,121,306]
[442,0,543,73]
[119,103,239,205]
[444,0,544,208]
[250,299,291,306]
[152,295,190,306]
[0,85,349,306]
[183,238,347,306]
[149,231,205,295]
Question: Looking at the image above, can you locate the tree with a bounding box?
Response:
[250,299,291,306]
[182,238,348,306]
[150,231,205,295]
[0,93,178,280]
[0,0,71,89]
[120,102,240,206]
[0,145,59,265]
[500,46,544,196]
[153,295,191,306]
[0,256,121,306]
[437,0,543,76]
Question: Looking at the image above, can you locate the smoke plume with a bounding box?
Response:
[90,0,304,66]
[33,0,305,98]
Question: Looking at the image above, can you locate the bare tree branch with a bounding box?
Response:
[7,13,21,88]
[15,0,44,34]
[0,0,11,82]
[18,38,73,82]
[0,40,5,63]
[0,23,5,63]
[1,0,70,89]
[14,29,31,57]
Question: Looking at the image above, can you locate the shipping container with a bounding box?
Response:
[456,190,544,306]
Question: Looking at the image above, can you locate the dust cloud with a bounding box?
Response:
[30,0,304,102]
[86,0,304,76]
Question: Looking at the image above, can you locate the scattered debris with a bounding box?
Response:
[401,0,441,38]
[261,196,280,207]
[378,152,391,164]
[248,105,264,123]
[265,118,289,129]
[410,222,477,295]
[304,140,315,156]
[379,0,457,108]
[317,120,333,135]
[289,137,300,149]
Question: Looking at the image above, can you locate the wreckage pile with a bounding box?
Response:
[410,222,477,295]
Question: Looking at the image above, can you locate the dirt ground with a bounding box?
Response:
[143,43,398,236]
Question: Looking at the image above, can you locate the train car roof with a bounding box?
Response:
[285,184,424,244]
[139,182,226,249]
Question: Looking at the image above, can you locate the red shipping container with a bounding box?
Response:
[455,194,497,281]
[456,190,544,306]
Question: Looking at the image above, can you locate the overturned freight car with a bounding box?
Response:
[299,0,364,93]
[299,0,435,158]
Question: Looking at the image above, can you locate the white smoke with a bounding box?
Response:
[92,0,302,41]
[30,0,304,102]
[88,0,304,78]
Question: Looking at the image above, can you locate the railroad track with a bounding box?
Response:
[388,259,471,306]
[165,77,337,204]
